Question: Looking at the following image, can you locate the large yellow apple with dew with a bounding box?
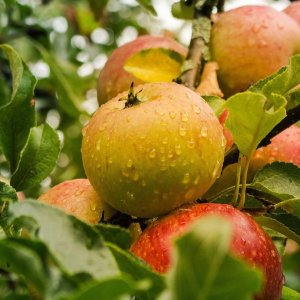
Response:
[82,82,225,218]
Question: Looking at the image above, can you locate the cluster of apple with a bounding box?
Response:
[38,4,300,300]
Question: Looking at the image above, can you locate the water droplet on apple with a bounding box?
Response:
[193,105,201,114]
[169,111,176,119]
[160,146,166,154]
[252,24,260,33]
[179,126,186,136]
[141,180,146,187]
[175,144,181,155]
[127,159,133,168]
[188,138,195,148]
[200,127,208,137]
[149,148,156,159]
[132,170,139,181]
[181,112,189,122]
[108,158,113,164]
[193,176,200,185]
[122,169,129,177]
[182,173,190,184]
[162,137,168,145]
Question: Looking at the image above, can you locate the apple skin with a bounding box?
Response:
[249,124,300,175]
[284,2,300,26]
[211,5,300,97]
[131,203,283,300]
[38,179,114,224]
[82,82,226,218]
[97,35,187,105]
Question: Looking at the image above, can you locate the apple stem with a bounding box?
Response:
[123,82,142,108]
[232,153,242,206]
[237,155,251,210]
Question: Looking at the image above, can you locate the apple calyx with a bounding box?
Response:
[122,82,143,109]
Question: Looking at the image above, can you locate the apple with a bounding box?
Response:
[97,35,187,105]
[211,5,300,97]
[131,203,283,300]
[284,2,300,26]
[82,82,226,218]
[249,124,300,175]
[38,178,115,224]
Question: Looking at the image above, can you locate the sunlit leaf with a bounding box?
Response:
[124,48,184,83]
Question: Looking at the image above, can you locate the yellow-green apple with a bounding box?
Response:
[211,5,300,97]
[82,82,226,218]
[38,178,115,224]
[284,2,300,26]
[131,203,283,300]
[97,35,187,105]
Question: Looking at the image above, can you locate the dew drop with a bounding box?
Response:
[179,126,186,137]
[169,111,176,119]
[170,160,176,167]
[126,192,135,201]
[193,176,200,185]
[175,144,181,155]
[181,112,189,122]
[162,137,168,145]
[149,148,156,159]
[122,169,129,177]
[108,158,113,164]
[96,141,100,151]
[141,180,146,187]
[252,24,260,33]
[200,127,208,137]
[132,170,139,181]
[182,173,190,184]
[90,204,97,212]
[193,105,201,114]
[188,138,195,149]
[127,159,133,168]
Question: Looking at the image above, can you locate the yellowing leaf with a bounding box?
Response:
[124,48,184,83]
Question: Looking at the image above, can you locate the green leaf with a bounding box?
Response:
[249,55,300,110]
[136,0,157,16]
[225,91,286,156]
[61,276,141,300]
[0,239,48,295]
[162,216,262,300]
[108,244,165,300]
[4,201,120,279]
[10,124,60,191]
[282,286,300,300]
[171,2,194,20]
[251,162,300,200]
[255,214,300,245]
[0,181,18,203]
[95,223,132,250]
[124,48,184,83]
[202,95,226,117]
[34,43,84,118]
[0,44,36,172]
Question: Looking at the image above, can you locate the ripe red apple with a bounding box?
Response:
[131,203,283,300]
[211,5,300,97]
[38,179,115,224]
[284,2,300,26]
[82,82,226,218]
[97,35,187,105]
[249,124,300,174]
